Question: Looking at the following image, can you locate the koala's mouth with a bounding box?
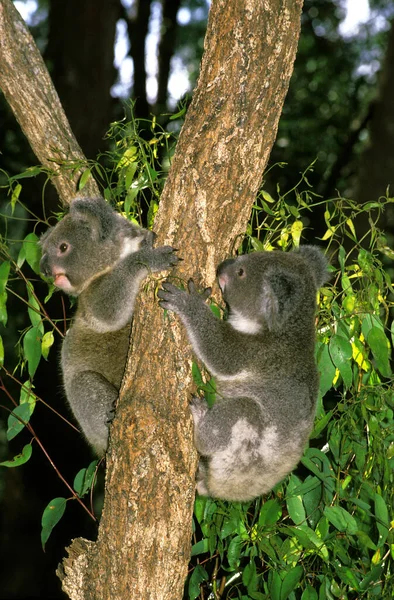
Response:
[53,273,70,288]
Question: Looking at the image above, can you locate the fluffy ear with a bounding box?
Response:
[69,197,115,240]
[297,245,329,289]
[261,270,299,330]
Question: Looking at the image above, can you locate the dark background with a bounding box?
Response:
[1,0,394,597]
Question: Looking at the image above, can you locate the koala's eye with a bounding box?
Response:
[59,242,69,254]
[237,267,245,277]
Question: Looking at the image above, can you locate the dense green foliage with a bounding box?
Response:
[1,119,393,598]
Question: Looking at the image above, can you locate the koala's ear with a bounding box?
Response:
[297,246,329,289]
[261,271,299,330]
[70,197,114,240]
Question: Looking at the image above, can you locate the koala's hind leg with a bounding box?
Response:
[67,371,119,455]
[190,396,265,457]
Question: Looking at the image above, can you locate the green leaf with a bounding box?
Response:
[310,410,333,439]
[227,535,243,569]
[336,565,360,591]
[73,460,99,497]
[190,538,209,557]
[329,335,352,388]
[27,285,43,331]
[7,403,33,440]
[23,233,41,275]
[0,335,4,367]
[258,498,282,527]
[355,530,377,551]
[10,166,41,180]
[41,497,67,549]
[191,362,203,387]
[269,571,282,600]
[125,162,138,189]
[292,525,329,561]
[317,344,336,397]
[280,565,303,599]
[41,331,55,360]
[78,168,91,190]
[188,564,208,600]
[0,261,10,327]
[242,560,258,593]
[0,443,32,467]
[359,565,383,591]
[20,380,37,408]
[374,493,389,547]
[286,474,306,525]
[23,326,42,378]
[302,585,318,600]
[367,327,391,378]
[11,183,22,212]
[323,506,358,535]
[0,291,7,326]
[0,260,10,294]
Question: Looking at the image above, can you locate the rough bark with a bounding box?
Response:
[60,1,303,599]
[0,0,100,200]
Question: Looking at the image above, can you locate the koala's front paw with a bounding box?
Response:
[152,246,180,272]
[158,278,211,314]
[157,281,189,313]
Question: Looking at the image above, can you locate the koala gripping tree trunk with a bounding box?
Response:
[0,0,303,598]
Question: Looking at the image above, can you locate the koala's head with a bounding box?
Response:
[39,197,149,295]
[217,246,328,333]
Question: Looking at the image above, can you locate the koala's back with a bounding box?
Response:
[62,322,131,391]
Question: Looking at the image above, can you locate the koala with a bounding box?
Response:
[40,196,178,455]
[158,246,328,502]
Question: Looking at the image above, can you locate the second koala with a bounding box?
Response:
[158,246,328,502]
[40,197,178,455]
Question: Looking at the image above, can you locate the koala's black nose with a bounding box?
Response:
[216,258,236,277]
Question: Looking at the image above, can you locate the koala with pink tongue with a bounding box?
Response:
[40,197,178,454]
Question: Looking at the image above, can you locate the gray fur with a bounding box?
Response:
[40,197,178,454]
[158,246,328,501]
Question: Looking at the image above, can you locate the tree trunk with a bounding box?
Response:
[60,1,303,598]
[0,0,304,598]
[0,0,100,200]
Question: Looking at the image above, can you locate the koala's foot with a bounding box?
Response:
[190,395,209,426]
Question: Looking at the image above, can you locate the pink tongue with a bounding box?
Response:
[54,274,68,288]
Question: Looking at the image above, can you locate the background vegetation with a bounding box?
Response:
[0,0,394,598]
